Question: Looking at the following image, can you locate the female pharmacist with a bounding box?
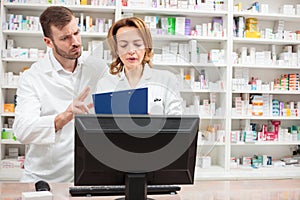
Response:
[96,17,182,115]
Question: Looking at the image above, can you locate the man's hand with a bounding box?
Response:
[66,86,93,114]
[54,86,93,132]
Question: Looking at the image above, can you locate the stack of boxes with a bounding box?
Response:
[234,97,243,116]
[273,20,284,40]
[233,16,245,38]
[273,73,299,91]
[245,18,261,38]
[281,4,296,15]
[251,95,263,116]
[289,73,299,91]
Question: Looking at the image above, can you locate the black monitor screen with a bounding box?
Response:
[74,114,199,198]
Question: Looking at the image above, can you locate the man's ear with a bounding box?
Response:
[44,37,53,48]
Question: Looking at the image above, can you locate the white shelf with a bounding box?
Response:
[198,141,225,146]
[122,7,228,17]
[196,165,300,180]
[2,30,42,37]
[233,37,300,45]
[233,12,300,22]
[1,85,17,89]
[1,139,21,145]
[231,116,300,120]
[194,166,227,180]
[2,58,38,62]
[3,2,51,10]
[200,116,226,120]
[233,64,300,69]
[153,62,227,68]
[0,168,23,181]
[232,90,300,94]
[231,141,300,146]
[180,89,226,93]
[3,2,116,13]
[229,166,300,180]
[2,30,107,38]
[1,113,15,117]
[2,128,13,132]
[152,34,227,42]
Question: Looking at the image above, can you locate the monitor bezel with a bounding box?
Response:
[74,114,199,198]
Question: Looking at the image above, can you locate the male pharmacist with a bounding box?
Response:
[13,6,107,182]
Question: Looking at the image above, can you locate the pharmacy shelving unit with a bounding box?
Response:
[0,1,117,181]
[121,2,232,180]
[2,0,300,181]
[231,0,300,179]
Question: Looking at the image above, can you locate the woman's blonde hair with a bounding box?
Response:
[106,17,154,75]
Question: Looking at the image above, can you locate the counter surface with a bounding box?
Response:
[1,179,300,199]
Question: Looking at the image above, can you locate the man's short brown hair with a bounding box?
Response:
[39,6,75,38]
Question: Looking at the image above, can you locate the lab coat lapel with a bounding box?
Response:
[119,70,133,89]
[118,65,152,89]
[40,54,74,92]
[137,64,152,87]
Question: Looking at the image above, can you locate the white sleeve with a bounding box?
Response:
[13,72,56,144]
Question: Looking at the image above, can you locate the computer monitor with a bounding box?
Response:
[74,114,199,200]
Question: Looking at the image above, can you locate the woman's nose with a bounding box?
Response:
[128,49,135,55]
[127,43,137,53]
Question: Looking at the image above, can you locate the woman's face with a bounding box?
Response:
[116,26,146,71]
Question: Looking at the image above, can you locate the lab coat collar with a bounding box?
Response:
[39,49,84,92]
[42,49,84,74]
[119,64,152,81]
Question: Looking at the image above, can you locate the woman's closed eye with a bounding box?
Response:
[119,43,144,49]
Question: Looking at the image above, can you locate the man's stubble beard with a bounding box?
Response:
[53,42,82,60]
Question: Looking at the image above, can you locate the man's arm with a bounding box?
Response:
[54,86,92,132]
[13,74,56,144]
[14,73,93,144]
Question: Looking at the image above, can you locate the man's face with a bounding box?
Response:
[45,16,82,60]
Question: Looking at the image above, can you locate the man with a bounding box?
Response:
[13,6,107,182]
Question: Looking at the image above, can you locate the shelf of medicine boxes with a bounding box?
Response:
[0,130,23,181]
[2,2,114,38]
[194,133,227,180]
[232,12,300,44]
[229,134,300,179]
[230,44,300,178]
[124,6,230,135]
[230,105,300,177]
[121,7,228,42]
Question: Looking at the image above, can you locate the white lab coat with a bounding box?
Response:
[96,64,182,115]
[13,50,108,183]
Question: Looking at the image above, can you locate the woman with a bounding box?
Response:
[97,17,182,115]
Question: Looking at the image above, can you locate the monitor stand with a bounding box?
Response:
[115,173,154,200]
